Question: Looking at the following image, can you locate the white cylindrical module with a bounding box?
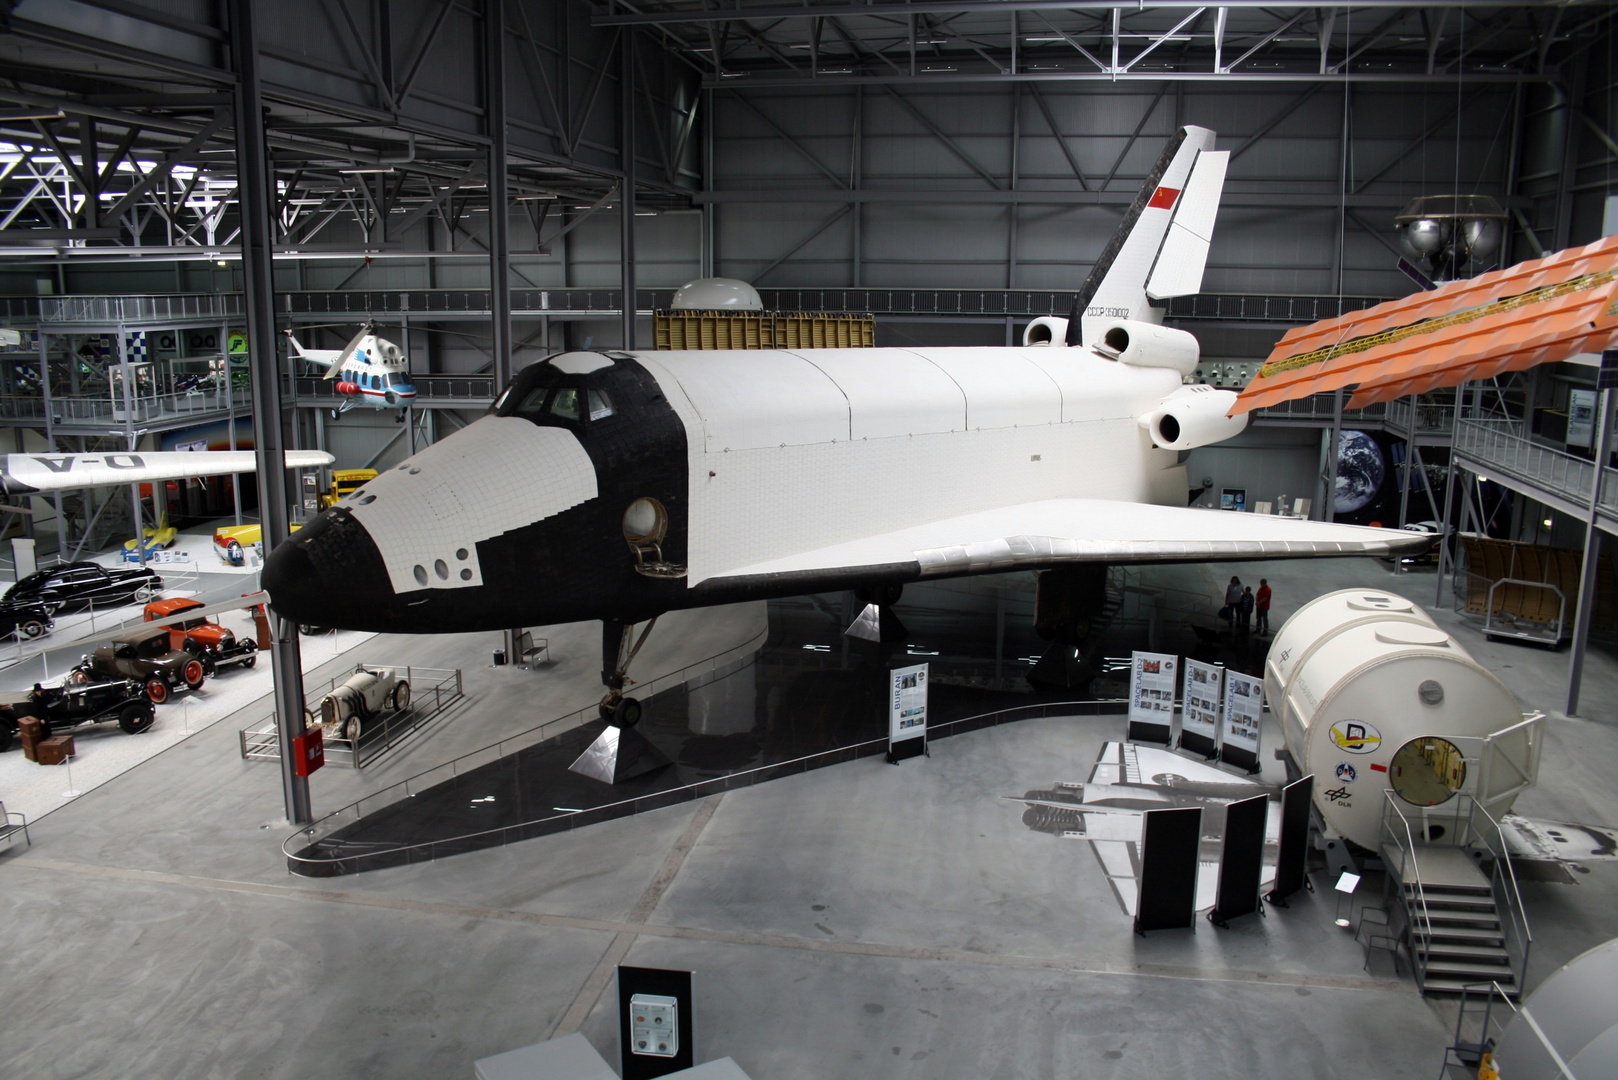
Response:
[1266,589,1529,850]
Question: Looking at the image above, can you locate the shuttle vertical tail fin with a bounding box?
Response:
[1065,127,1226,346]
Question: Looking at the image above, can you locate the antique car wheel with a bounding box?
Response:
[19,618,46,639]
[182,660,206,690]
[145,678,170,704]
[303,708,316,729]
[391,681,411,711]
[241,655,256,669]
[118,702,155,734]
[134,583,157,603]
[66,669,91,686]
[343,716,362,743]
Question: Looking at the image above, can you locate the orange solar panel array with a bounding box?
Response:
[1230,235,1618,416]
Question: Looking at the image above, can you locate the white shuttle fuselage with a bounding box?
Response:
[261,125,1428,642]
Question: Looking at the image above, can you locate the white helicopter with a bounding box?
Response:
[285,322,417,419]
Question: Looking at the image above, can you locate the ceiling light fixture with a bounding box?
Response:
[0,109,66,122]
[339,166,396,174]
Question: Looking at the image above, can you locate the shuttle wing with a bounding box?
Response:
[708,498,1430,584]
[0,450,336,496]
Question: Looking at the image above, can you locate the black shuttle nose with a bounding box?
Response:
[261,511,396,632]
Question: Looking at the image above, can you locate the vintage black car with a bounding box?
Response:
[0,599,54,639]
[74,625,206,704]
[0,678,154,752]
[5,561,163,613]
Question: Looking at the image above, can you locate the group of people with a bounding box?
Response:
[1221,576,1271,635]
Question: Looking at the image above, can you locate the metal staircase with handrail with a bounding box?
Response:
[1380,790,1534,998]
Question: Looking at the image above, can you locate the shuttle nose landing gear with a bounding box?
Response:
[570,617,671,786]
[598,617,658,727]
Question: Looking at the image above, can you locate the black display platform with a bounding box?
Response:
[290,579,1274,876]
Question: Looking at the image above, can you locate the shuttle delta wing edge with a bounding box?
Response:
[701,498,1435,589]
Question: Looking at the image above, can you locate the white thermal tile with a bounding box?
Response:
[651,350,848,451]
[902,348,1063,429]
[1020,347,1181,423]
[347,416,596,595]
[794,349,966,439]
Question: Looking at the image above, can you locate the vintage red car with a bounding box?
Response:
[143,598,259,676]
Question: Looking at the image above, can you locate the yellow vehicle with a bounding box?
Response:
[214,521,302,566]
[318,468,378,510]
[123,514,179,561]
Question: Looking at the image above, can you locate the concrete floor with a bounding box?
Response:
[3,557,1617,1079]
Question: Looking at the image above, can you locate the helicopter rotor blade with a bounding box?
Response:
[327,321,371,380]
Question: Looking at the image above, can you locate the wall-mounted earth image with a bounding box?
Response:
[1335,429,1386,514]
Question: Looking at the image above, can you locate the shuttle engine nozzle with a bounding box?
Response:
[1140,385,1246,451]
[1092,320,1200,375]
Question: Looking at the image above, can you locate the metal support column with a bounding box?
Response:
[1436,382,1465,607]
[38,330,65,556]
[231,0,309,825]
[1566,380,1615,716]
[1398,394,1416,527]
[619,28,637,350]
[1321,388,1344,521]
[486,0,512,390]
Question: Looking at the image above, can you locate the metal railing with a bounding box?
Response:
[1385,396,1457,437]
[1439,982,1517,1077]
[5,288,1397,327]
[239,665,464,769]
[1454,418,1595,506]
[1381,793,1438,991]
[282,625,770,863]
[282,691,1126,877]
[288,693,1126,880]
[39,294,244,325]
[1253,392,1389,424]
[0,383,251,425]
[1482,578,1567,643]
[1381,790,1533,995]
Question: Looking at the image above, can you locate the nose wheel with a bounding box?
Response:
[598,616,658,728]
[571,615,671,785]
[599,691,643,727]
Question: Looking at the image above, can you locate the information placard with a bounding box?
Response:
[1219,670,1264,773]
[1179,659,1223,758]
[887,663,929,763]
[1127,651,1177,743]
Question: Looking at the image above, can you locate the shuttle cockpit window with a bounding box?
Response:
[497,363,610,429]
[550,388,580,420]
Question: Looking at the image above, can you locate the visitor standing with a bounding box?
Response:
[1237,586,1255,635]
[1222,576,1243,628]
[1256,579,1272,634]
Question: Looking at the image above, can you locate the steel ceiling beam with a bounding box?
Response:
[596,0,1565,28]
[693,188,1460,207]
[700,69,1548,88]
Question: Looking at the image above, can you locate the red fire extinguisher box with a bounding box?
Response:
[292,726,324,777]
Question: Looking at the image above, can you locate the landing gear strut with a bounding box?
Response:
[570,615,671,785]
[598,616,658,727]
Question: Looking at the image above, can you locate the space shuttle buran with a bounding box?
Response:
[263,127,1428,723]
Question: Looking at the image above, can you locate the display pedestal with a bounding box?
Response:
[1128,719,1172,744]
[844,602,907,643]
[1219,744,1260,773]
[1178,730,1218,759]
[886,734,927,765]
[570,725,671,785]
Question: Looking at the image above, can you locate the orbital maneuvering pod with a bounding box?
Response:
[1266,589,1541,852]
